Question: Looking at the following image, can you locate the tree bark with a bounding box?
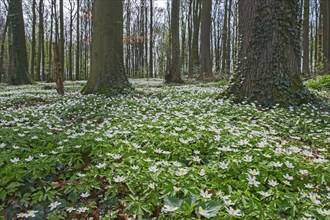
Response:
[149,0,153,78]
[30,0,36,80]
[199,0,213,80]
[8,0,32,85]
[0,15,8,83]
[165,0,183,83]
[59,0,65,79]
[53,42,64,95]
[321,0,330,72]
[302,0,310,75]
[223,0,314,107]
[75,0,80,80]
[82,0,131,95]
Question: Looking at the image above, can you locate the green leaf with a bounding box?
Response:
[164,196,183,208]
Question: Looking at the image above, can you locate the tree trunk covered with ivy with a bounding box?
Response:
[223,0,313,107]
[82,0,131,95]
[8,0,32,85]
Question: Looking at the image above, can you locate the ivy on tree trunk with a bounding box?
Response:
[223,0,315,107]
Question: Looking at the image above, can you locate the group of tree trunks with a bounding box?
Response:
[3,0,330,106]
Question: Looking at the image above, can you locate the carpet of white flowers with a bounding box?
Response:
[0,79,329,220]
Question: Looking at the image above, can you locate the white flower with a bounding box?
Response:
[131,165,139,170]
[95,137,103,141]
[258,191,272,197]
[243,155,253,162]
[77,172,86,177]
[272,161,283,167]
[10,158,20,164]
[192,156,201,163]
[317,208,330,216]
[284,161,294,168]
[247,175,261,187]
[173,186,181,192]
[176,168,188,176]
[74,145,81,149]
[200,190,212,199]
[219,161,229,169]
[148,183,156,189]
[309,193,321,205]
[148,165,158,173]
[111,154,122,160]
[248,169,260,176]
[0,143,6,148]
[268,180,279,187]
[199,169,206,176]
[162,205,179,213]
[283,180,292,186]
[173,161,182,167]
[25,156,34,162]
[17,212,25,218]
[305,183,314,189]
[66,207,75,212]
[223,198,234,206]
[13,145,20,149]
[24,210,38,217]
[194,150,200,154]
[226,207,242,217]
[81,192,90,198]
[326,193,330,200]
[154,148,163,154]
[49,201,61,211]
[77,207,88,213]
[114,175,126,183]
[198,207,213,218]
[299,169,309,175]
[96,163,106,169]
[283,174,293,180]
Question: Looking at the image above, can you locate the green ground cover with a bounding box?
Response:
[0,79,329,219]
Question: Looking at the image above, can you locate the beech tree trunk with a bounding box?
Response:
[223,0,313,107]
[302,0,310,75]
[199,0,213,80]
[8,0,32,85]
[165,0,183,83]
[321,0,330,71]
[82,0,131,95]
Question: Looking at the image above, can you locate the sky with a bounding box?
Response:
[154,0,167,8]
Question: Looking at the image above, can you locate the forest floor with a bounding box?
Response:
[0,78,329,219]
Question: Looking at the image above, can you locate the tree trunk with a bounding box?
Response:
[189,0,201,76]
[321,0,330,72]
[149,0,153,78]
[302,0,310,75]
[0,15,8,83]
[53,43,64,95]
[68,0,74,81]
[226,0,232,75]
[8,0,32,85]
[165,0,183,83]
[47,0,55,82]
[199,0,213,80]
[36,0,44,81]
[221,0,229,76]
[223,0,314,107]
[75,0,80,80]
[59,0,65,79]
[30,0,36,80]
[82,0,131,95]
